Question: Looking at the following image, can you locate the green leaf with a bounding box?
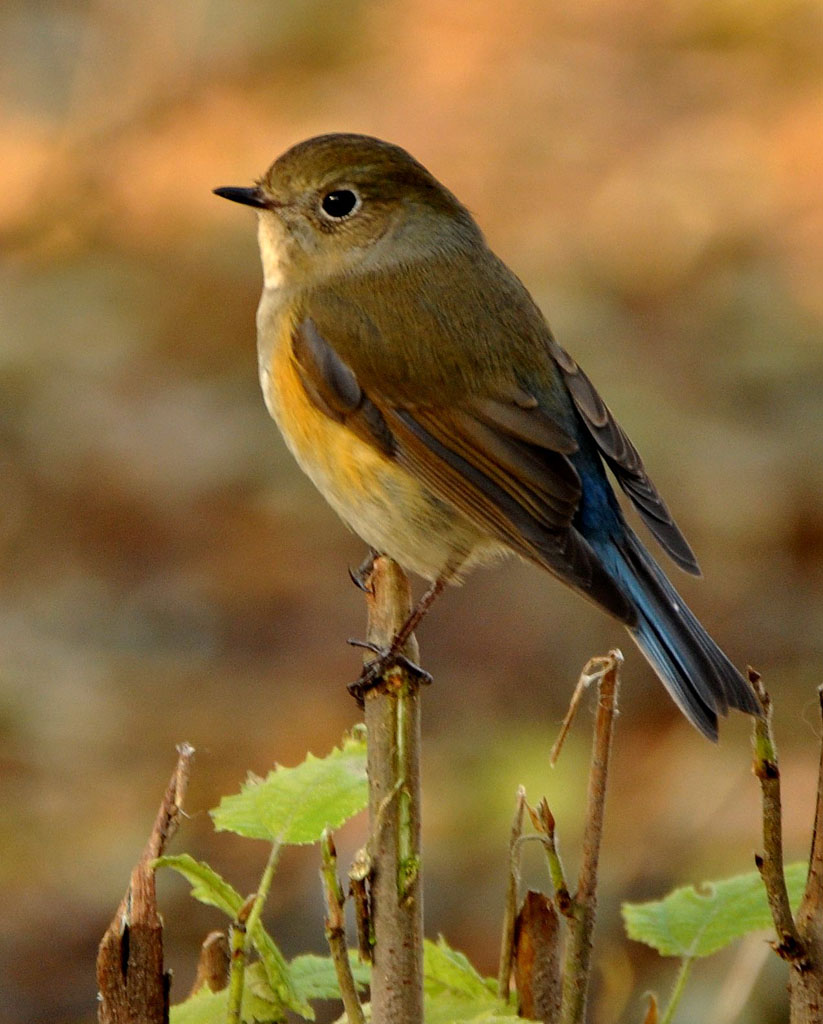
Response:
[424,937,497,999]
[255,929,312,1017]
[211,732,368,844]
[169,964,288,1024]
[289,952,370,1000]
[154,854,244,918]
[170,988,228,1024]
[244,962,301,1021]
[623,861,808,958]
[154,854,309,1016]
[422,937,522,1023]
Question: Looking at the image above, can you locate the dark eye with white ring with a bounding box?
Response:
[320,188,360,219]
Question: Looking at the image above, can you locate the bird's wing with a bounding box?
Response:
[291,316,636,622]
[547,337,701,575]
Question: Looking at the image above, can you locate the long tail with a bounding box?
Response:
[599,528,760,739]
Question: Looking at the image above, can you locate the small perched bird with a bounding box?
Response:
[215,132,758,739]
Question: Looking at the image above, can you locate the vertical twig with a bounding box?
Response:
[362,556,424,1024]
[498,786,527,999]
[750,671,806,962]
[242,843,282,951]
[796,685,823,929]
[223,840,283,1020]
[226,896,254,1024]
[559,650,622,1024]
[321,830,367,1024]
[749,671,823,1023]
[788,684,823,1021]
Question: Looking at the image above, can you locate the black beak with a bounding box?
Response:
[213,185,273,209]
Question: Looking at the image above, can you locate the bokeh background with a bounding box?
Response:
[2,1,823,1021]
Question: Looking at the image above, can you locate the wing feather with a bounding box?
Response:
[291,316,635,622]
[548,338,700,575]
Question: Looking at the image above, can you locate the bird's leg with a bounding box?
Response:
[389,574,447,652]
[348,572,450,700]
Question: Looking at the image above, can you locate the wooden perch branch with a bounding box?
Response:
[361,556,424,1024]
[97,743,194,1024]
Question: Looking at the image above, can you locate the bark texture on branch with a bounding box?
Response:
[362,557,424,1024]
[97,743,193,1024]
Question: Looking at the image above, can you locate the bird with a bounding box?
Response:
[214,132,759,739]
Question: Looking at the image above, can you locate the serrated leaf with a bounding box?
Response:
[255,929,313,1017]
[622,861,808,958]
[154,854,244,918]
[243,962,301,1020]
[289,952,370,1000]
[155,854,309,1016]
[170,988,228,1024]
[212,733,368,844]
[421,937,523,1023]
[424,937,497,999]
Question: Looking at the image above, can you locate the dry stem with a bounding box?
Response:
[97,743,194,1024]
[559,650,622,1024]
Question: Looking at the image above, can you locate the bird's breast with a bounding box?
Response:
[255,294,503,580]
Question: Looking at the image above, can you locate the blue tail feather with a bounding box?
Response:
[594,528,759,740]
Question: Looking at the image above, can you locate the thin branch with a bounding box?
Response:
[751,671,823,1021]
[796,685,823,933]
[225,839,283,1024]
[498,786,527,1000]
[551,655,614,766]
[559,649,622,1024]
[226,895,254,1024]
[321,830,366,1024]
[575,652,621,908]
[243,842,282,948]
[787,682,823,1022]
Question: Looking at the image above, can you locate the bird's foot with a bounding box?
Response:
[347,638,433,705]
[347,550,379,594]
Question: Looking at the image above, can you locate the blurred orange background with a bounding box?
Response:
[2,1,822,1022]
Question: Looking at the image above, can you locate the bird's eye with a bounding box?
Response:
[320,189,360,219]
